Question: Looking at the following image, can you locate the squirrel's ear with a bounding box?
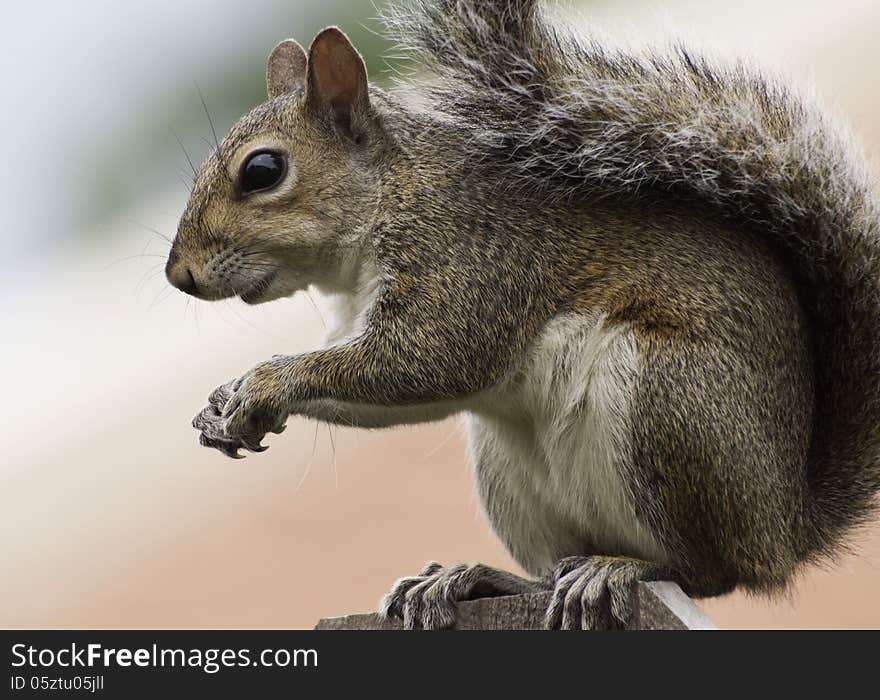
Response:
[266,39,307,98]
[305,27,370,139]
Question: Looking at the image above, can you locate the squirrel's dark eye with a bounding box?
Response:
[239,151,286,195]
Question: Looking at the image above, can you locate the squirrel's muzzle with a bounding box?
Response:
[165,252,200,297]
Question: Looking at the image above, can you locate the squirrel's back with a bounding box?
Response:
[384,0,880,562]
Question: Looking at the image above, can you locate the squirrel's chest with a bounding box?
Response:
[467,314,667,575]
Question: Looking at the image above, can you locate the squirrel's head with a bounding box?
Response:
[166,28,385,304]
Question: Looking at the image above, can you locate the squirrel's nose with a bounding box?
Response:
[165,258,200,296]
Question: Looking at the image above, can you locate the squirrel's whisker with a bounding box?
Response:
[197,84,221,153]
[172,127,199,180]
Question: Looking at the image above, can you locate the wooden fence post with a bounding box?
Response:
[315,581,717,630]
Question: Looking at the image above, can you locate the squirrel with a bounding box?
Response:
[165,0,880,629]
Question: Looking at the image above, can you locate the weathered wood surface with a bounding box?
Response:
[315,581,717,630]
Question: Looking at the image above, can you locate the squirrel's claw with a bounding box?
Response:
[199,432,245,459]
[240,436,269,453]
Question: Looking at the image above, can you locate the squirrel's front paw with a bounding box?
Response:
[192,363,288,458]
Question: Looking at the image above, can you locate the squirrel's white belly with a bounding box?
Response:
[467,314,668,576]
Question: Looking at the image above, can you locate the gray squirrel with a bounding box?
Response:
[165,0,880,629]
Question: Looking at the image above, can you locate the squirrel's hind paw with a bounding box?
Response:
[380,561,542,630]
[544,556,669,630]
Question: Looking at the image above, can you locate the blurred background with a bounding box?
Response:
[2,0,880,629]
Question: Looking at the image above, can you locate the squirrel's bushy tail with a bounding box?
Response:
[383,0,880,558]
